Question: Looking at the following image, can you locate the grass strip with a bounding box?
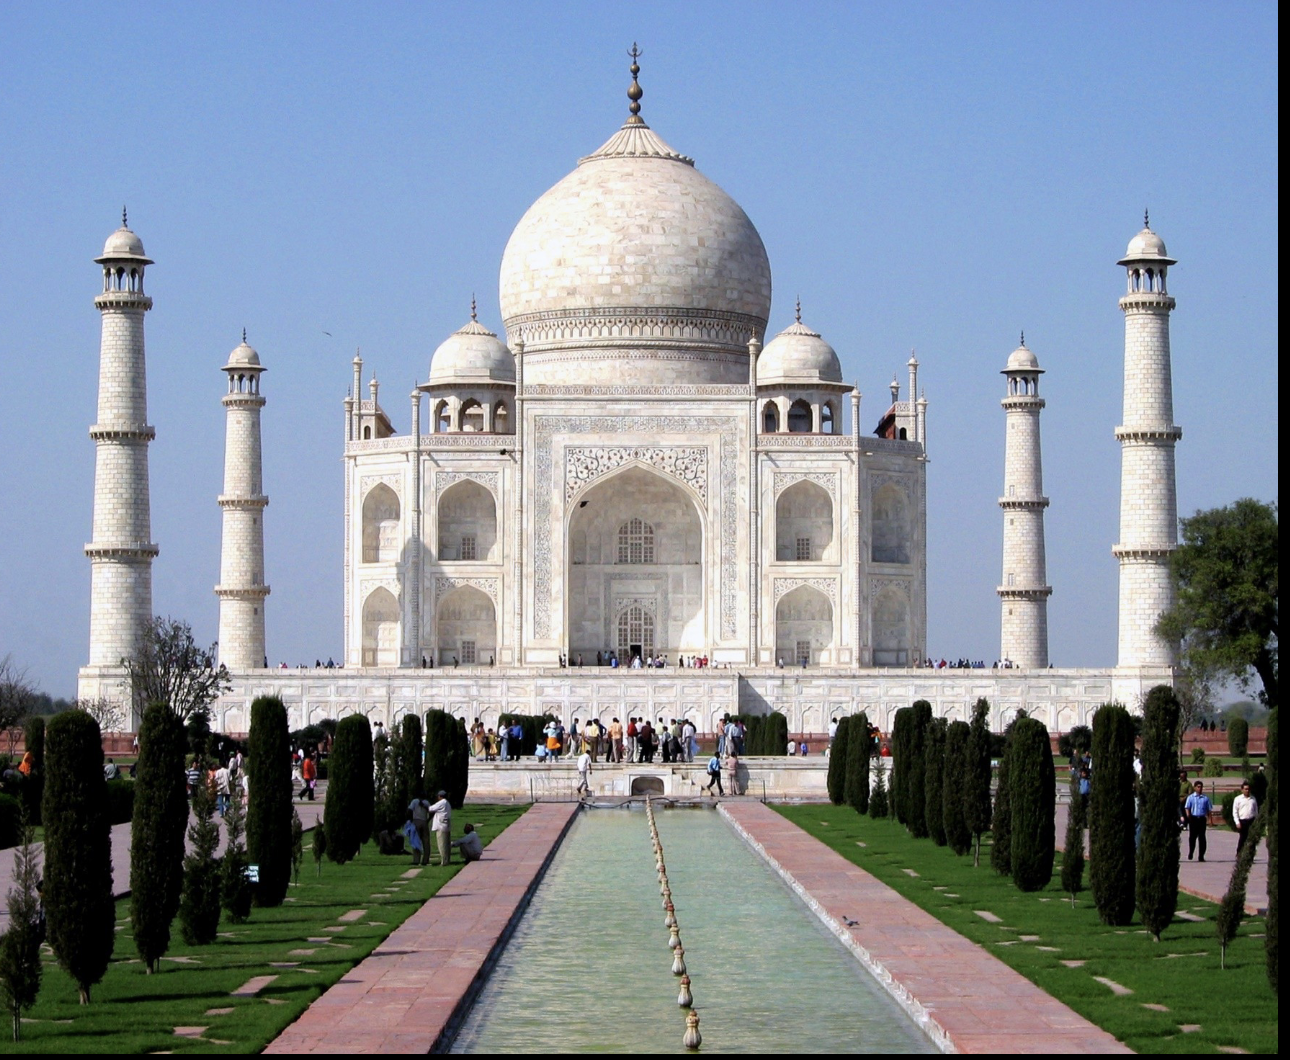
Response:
[775,805,1277,1055]
[4,804,526,1054]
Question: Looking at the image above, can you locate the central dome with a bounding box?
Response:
[499,117,772,386]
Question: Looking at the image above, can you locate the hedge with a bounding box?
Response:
[1228,716,1250,758]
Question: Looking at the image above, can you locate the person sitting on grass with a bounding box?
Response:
[452,823,483,863]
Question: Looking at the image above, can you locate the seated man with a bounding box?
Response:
[452,823,484,863]
[376,829,406,856]
[103,758,121,781]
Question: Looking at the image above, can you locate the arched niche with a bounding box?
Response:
[762,401,780,433]
[566,465,704,665]
[775,585,833,665]
[435,585,496,666]
[872,587,909,666]
[776,480,834,562]
[459,399,485,432]
[437,480,497,561]
[871,482,910,564]
[787,399,812,433]
[362,587,400,667]
[362,484,401,563]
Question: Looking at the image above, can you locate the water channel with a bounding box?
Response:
[451,807,936,1053]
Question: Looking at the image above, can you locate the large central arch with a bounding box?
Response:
[566,465,704,663]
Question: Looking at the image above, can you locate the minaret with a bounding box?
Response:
[216,332,270,670]
[85,211,159,672]
[998,334,1051,667]
[1114,214,1181,669]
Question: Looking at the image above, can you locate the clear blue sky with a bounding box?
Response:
[0,2,1277,697]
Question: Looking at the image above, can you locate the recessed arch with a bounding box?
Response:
[776,480,834,562]
[437,479,496,561]
[871,482,910,564]
[362,587,400,667]
[459,399,485,432]
[872,587,909,666]
[435,585,496,666]
[762,401,780,433]
[493,400,510,434]
[362,484,401,563]
[787,399,812,433]
[775,585,833,666]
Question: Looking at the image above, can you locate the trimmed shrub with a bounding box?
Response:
[924,718,947,845]
[0,796,20,850]
[424,710,468,809]
[130,704,188,973]
[868,762,890,818]
[42,710,114,1004]
[845,712,870,815]
[325,714,375,864]
[1227,717,1249,758]
[1266,704,1278,992]
[964,698,993,866]
[178,757,222,946]
[399,714,425,801]
[827,717,850,806]
[1090,703,1137,926]
[942,720,971,855]
[1137,685,1182,941]
[105,779,135,825]
[1190,746,1207,765]
[20,715,44,826]
[906,701,932,838]
[1008,717,1056,892]
[764,712,789,756]
[1060,764,1086,905]
[890,708,911,825]
[1202,755,1225,777]
[990,741,1012,877]
[247,696,293,907]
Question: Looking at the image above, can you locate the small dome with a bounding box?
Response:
[1118,225,1176,266]
[224,339,261,369]
[96,224,152,264]
[429,318,515,384]
[757,319,843,385]
[1005,343,1040,371]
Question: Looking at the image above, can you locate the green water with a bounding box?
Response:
[450,808,936,1053]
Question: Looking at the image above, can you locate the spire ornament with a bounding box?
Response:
[795,296,801,324]
[627,43,644,123]
[122,205,128,228]
[471,293,478,322]
[1144,207,1150,229]
[1020,330,1025,347]
[242,327,247,344]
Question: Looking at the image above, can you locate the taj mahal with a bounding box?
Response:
[76,57,1182,736]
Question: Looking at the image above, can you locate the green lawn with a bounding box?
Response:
[776,805,1277,1055]
[4,805,526,1054]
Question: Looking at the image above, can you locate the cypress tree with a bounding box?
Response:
[1217,812,1264,969]
[942,719,971,855]
[290,808,304,886]
[964,698,993,867]
[42,711,114,1004]
[400,714,425,801]
[924,718,947,845]
[1007,717,1056,892]
[325,714,375,863]
[1137,685,1182,941]
[906,700,932,838]
[1090,703,1137,926]
[130,704,188,973]
[372,729,393,839]
[827,716,850,806]
[246,696,293,906]
[221,777,252,922]
[0,818,42,1040]
[766,712,789,756]
[178,757,222,945]
[424,710,468,807]
[1266,704,1278,991]
[20,716,44,826]
[845,711,871,815]
[990,738,1013,876]
[1060,763,1086,907]
[868,762,890,818]
[890,708,911,825]
[1227,716,1249,758]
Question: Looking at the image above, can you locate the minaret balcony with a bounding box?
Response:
[94,290,153,311]
[215,584,271,598]
[1118,292,1175,312]
[85,541,159,559]
[89,423,155,442]
[1114,426,1183,443]
[998,496,1049,509]
[217,495,269,509]
[996,585,1052,599]
[1111,544,1176,560]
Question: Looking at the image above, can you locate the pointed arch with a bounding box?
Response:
[775,585,833,666]
[437,479,496,561]
[362,587,400,666]
[776,480,834,562]
[436,585,496,666]
[362,483,401,563]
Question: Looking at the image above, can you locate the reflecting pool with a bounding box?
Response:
[451,808,936,1053]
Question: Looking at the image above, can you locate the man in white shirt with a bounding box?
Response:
[576,751,592,797]
[1232,781,1259,856]
[426,790,453,866]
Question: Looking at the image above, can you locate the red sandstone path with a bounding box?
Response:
[264,801,579,1055]
[720,801,1131,1054]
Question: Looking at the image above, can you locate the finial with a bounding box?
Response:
[795,296,801,324]
[1020,330,1025,347]
[1144,208,1150,229]
[122,205,128,228]
[242,327,247,344]
[470,293,477,322]
[627,43,643,121]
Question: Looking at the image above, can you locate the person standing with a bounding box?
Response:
[608,717,623,763]
[682,719,697,763]
[427,790,453,866]
[301,752,317,800]
[214,760,231,816]
[1232,781,1259,856]
[703,752,723,796]
[407,793,431,866]
[725,750,740,796]
[626,718,638,763]
[829,717,838,750]
[1183,780,1211,862]
[576,750,592,798]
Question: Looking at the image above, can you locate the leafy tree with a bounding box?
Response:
[220,778,252,923]
[890,708,910,825]
[868,762,890,819]
[75,696,127,735]
[1090,703,1137,926]
[326,715,375,863]
[906,701,932,838]
[178,756,222,945]
[924,718,947,845]
[246,697,293,906]
[1056,725,1093,760]
[1060,762,1087,906]
[19,716,43,826]
[0,816,42,1040]
[1227,717,1250,758]
[42,711,114,1003]
[964,698,993,866]
[1008,717,1056,892]
[130,704,188,972]
[122,616,232,726]
[845,712,870,815]
[1217,811,1265,969]
[1266,704,1278,991]
[290,808,303,886]
[1137,686,1182,941]
[0,657,35,753]
[1158,499,1278,708]
[942,720,971,855]
[826,716,850,806]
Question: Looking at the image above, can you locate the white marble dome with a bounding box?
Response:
[428,317,515,384]
[224,338,261,368]
[1119,225,1175,265]
[758,319,842,385]
[96,224,151,264]
[1005,343,1040,371]
[498,118,772,385]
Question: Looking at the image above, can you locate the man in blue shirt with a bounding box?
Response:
[1183,780,1212,862]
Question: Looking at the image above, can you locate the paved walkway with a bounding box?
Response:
[264,801,579,1054]
[721,801,1130,1054]
[1054,804,1268,913]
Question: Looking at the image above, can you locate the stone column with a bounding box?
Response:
[410,389,422,665]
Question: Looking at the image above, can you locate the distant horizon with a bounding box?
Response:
[0,4,1277,697]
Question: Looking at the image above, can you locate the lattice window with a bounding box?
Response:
[461,640,477,664]
[795,536,812,561]
[460,534,477,561]
[617,518,655,564]
[617,605,656,661]
[796,640,811,666]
